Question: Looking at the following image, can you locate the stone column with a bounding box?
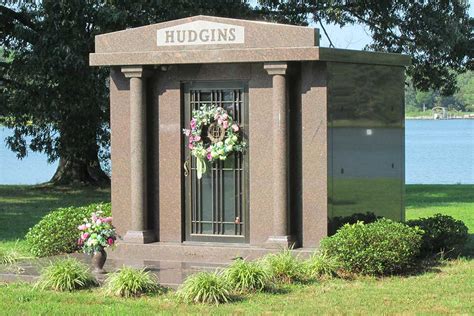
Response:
[264,62,292,247]
[121,66,155,243]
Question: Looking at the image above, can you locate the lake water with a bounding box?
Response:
[405,120,473,184]
[0,120,473,185]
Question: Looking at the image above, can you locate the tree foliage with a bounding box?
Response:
[258,0,473,95]
[1,1,472,184]
[0,0,257,184]
[406,71,474,113]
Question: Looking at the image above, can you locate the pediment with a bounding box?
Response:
[95,15,319,53]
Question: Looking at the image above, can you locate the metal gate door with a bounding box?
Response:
[183,82,248,243]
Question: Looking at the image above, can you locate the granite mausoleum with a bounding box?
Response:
[90,16,409,262]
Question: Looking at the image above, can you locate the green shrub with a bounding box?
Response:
[104,267,161,298]
[177,272,231,305]
[328,212,381,235]
[406,214,469,257]
[304,252,339,279]
[26,203,111,257]
[36,258,97,291]
[263,249,306,284]
[320,219,423,276]
[223,259,270,293]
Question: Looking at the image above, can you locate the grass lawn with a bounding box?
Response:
[0,184,473,315]
[0,185,110,252]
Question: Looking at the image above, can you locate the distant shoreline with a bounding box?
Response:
[405,116,474,120]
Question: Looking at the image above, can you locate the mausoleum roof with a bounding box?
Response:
[90,15,410,67]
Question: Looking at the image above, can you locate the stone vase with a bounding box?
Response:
[91,248,107,274]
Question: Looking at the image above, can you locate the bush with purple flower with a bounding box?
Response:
[78,210,117,255]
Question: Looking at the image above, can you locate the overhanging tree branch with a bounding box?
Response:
[0,4,37,31]
[339,7,413,45]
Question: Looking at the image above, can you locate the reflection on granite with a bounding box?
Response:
[0,253,227,289]
[327,63,405,222]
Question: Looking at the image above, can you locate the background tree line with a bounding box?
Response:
[406,71,474,114]
[1,0,472,185]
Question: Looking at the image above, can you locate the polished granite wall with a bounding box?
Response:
[327,62,405,223]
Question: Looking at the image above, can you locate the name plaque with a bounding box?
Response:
[157,20,245,46]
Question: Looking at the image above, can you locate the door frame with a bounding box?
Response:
[182,80,250,243]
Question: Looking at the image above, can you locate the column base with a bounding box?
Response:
[123,230,156,244]
[265,235,295,249]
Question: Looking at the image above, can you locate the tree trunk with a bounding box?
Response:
[49,147,110,186]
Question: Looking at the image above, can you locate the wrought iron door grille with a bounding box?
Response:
[185,85,247,241]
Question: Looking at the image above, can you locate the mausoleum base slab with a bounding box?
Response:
[0,245,315,288]
[0,253,226,289]
[109,241,315,264]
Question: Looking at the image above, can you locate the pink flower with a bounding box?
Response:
[222,120,229,129]
[194,135,201,141]
[78,238,83,246]
[190,119,197,129]
[207,146,212,152]
[188,143,194,149]
[81,233,90,240]
[189,135,194,142]
[78,224,87,231]
[91,213,97,221]
[232,124,239,132]
[103,217,113,223]
[107,238,114,246]
[207,153,212,161]
[96,219,102,225]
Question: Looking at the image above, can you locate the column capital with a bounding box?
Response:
[264,62,288,75]
[121,66,152,78]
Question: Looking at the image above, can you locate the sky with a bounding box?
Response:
[251,1,474,50]
[317,22,372,50]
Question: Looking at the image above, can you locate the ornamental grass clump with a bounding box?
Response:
[304,252,340,280]
[103,267,161,298]
[0,249,23,265]
[224,258,270,293]
[36,258,97,291]
[320,219,423,276]
[263,249,306,284]
[177,271,231,305]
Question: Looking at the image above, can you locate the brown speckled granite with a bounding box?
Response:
[90,47,411,67]
[94,15,318,54]
[109,68,131,238]
[264,62,291,246]
[300,62,328,247]
[101,16,406,261]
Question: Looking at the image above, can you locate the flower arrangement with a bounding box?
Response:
[183,105,246,179]
[78,210,117,255]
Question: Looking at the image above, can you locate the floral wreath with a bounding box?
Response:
[183,105,246,179]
